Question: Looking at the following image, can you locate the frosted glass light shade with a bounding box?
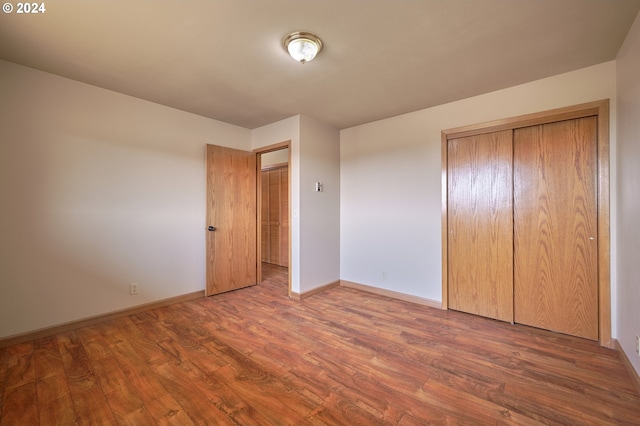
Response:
[283,32,323,64]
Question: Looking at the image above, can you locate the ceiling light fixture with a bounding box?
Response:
[283,31,323,64]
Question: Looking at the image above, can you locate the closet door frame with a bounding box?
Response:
[255,140,291,295]
[441,99,611,347]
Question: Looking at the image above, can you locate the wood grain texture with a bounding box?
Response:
[279,167,289,266]
[615,339,640,396]
[261,168,269,262]
[447,130,514,322]
[340,280,441,309]
[261,166,289,267]
[514,117,598,340]
[290,280,340,301]
[595,101,612,347]
[0,291,204,349]
[1,262,638,425]
[442,100,610,346]
[206,144,257,296]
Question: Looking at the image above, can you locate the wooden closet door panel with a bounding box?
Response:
[261,170,270,262]
[513,117,598,340]
[261,166,288,267]
[448,130,514,322]
[279,168,289,267]
[268,169,281,265]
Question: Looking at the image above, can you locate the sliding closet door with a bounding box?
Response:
[513,117,598,340]
[261,166,289,267]
[448,130,514,322]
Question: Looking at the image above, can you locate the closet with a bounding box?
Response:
[442,101,610,343]
[261,165,289,267]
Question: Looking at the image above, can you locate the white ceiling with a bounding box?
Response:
[1,0,638,130]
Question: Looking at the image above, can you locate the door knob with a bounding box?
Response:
[208,226,216,232]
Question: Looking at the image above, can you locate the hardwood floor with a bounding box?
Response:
[1,263,639,425]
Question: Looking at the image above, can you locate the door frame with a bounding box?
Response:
[254,140,292,296]
[441,99,611,347]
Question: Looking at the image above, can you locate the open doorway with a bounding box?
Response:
[257,144,290,296]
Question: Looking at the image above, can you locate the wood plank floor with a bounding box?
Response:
[1,263,639,425]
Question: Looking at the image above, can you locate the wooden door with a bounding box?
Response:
[261,166,289,267]
[448,130,514,322]
[206,144,257,296]
[261,170,270,262]
[513,117,598,340]
[278,167,289,266]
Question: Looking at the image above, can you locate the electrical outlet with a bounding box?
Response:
[381,272,387,280]
[130,282,139,295]
[636,336,640,356]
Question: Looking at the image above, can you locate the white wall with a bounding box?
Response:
[261,148,289,168]
[616,11,640,375]
[299,116,341,292]
[0,60,251,338]
[252,116,301,293]
[252,115,340,294]
[340,62,618,320]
